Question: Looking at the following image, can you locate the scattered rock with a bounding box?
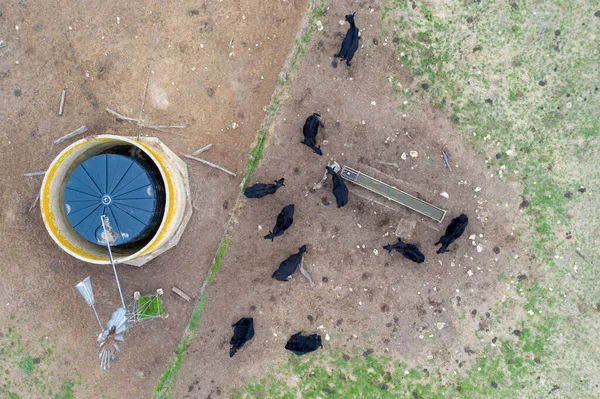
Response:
[564,191,572,198]
[471,309,477,318]
[539,80,547,86]
[336,319,343,327]
[317,40,324,47]
[467,16,474,23]
[363,348,374,357]
[492,336,498,344]
[392,37,399,44]
[249,305,256,311]
[14,89,21,97]
[325,334,330,341]
[506,149,517,157]
[188,385,194,392]
[331,60,338,69]
[464,346,476,355]
[578,187,586,193]
[316,21,323,31]
[517,274,527,281]
[32,358,40,364]
[491,381,498,388]
[473,44,482,52]
[34,24,41,30]
[373,38,378,45]
[476,244,483,253]
[381,304,390,312]
[401,152,407,160]
[493,246,500,254]
[322,277,329,283]
[436,322,445,330]
[513,329,522,337]
[379,383,388,390]
[343,354,350,361]
[206,87,214,97]
[409,150,418,158]
[421,83,429,90]
[555,29,561,36]
[534,357,541,364]
[440,191,449,199]
[519,198,529,209]
[595,11,600,17]
[231,122,239,129]
[189,9,199,16]
[307,315,314,322]
[485,98,493,104]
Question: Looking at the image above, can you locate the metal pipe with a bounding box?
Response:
[101,215,127,310]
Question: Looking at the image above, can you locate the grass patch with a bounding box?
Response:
[137,295,164,320]
[152,2,327,398]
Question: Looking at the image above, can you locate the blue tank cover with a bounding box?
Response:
[63,153,164,246]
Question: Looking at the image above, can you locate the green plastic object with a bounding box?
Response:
[341,166,446,223]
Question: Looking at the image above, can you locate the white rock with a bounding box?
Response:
[401,152,407,160]
[325,334,330,341]
[467,270,473,276]
[258,225,262,230]
[440,192,449,199]
[469,235,476,240]
[506,149,517,157]
[231,122,239,129]
[371,101,377,106]
[474,187,482,192]
[410,150,418,158]
[437,322,445,330]
[476,245,483,253]
[317,325,324,329]
[316,21,323,31]
[373,249,379,256]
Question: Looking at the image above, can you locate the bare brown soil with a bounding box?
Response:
[0,0,306,397]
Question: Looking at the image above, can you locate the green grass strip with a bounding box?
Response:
[152,1,325,397]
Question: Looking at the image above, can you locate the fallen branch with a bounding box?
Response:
[171,286,191,302]
[191,144,213,156]
[144,125,186,129]
[29,193,40,212]
[0,42,7,50]
[105,108,142,123]
[182,154,236,177]
[298,257,314,288]
[53,125,88,145]
[575,248,588,262]
[23,171,46,177]
[58,88,66,116]
[442,151,452,170]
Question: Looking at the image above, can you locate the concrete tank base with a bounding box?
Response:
[40,135,192,267]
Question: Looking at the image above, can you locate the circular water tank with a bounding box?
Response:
[63,152,165,246]
[40,135,192,266]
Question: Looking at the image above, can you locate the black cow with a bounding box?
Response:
[285,332,323,356]
[264,204,295,241]
[301,113,324,156]
[435,213,469,254]
[272,245,307,281]
[383,237,425,263]
[244,178,285,199]
[229,317,254,357]
[326,166,349,208]
[334,13,360,66]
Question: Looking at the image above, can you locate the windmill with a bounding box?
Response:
[76,215,166,370]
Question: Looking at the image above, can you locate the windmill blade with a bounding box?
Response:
[75,276,95,306]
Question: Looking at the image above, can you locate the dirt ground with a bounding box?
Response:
[0,0,306,397]
[172,1,537,397]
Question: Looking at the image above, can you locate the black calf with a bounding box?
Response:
[301,113,324,156]
[264,204,295,241]
[435,213,469,254]
[334,13,360,66]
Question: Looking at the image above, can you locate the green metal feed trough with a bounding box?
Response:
[341,166,447,223]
